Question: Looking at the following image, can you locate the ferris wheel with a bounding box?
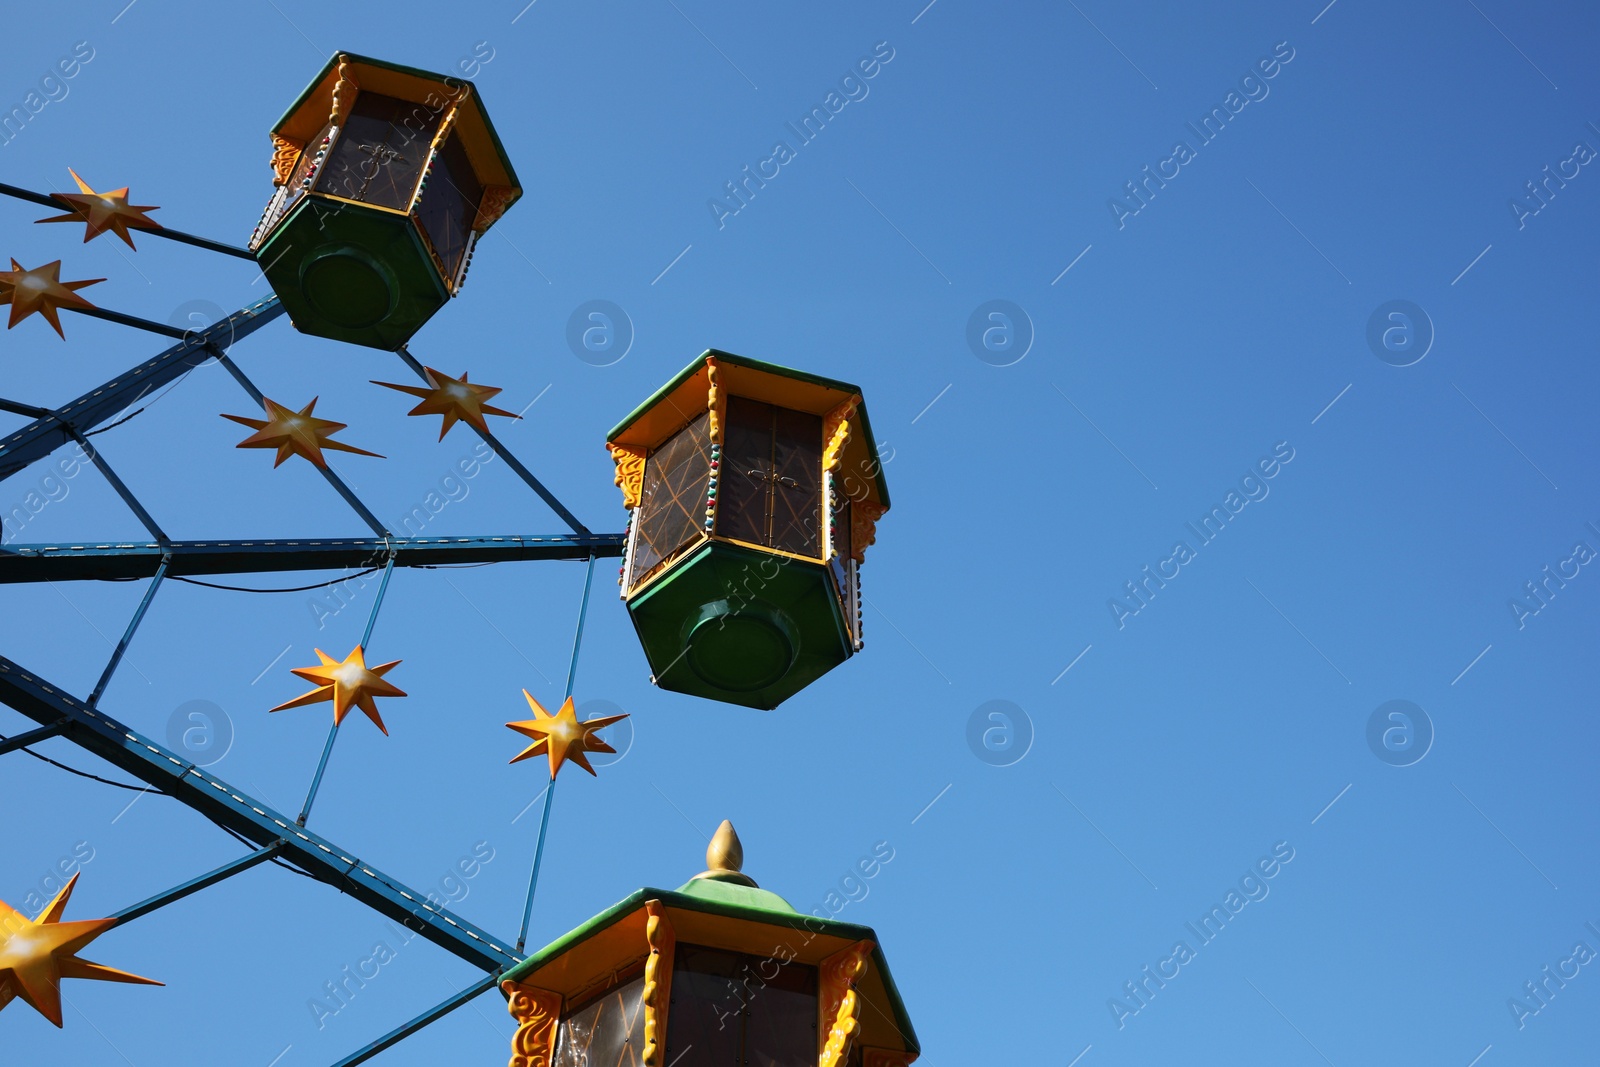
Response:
[0,50,915,1067]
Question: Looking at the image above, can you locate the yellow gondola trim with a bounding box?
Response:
[709,534,824,566]
[819,940,874,1067]
[849,502,886,565]
[641,900,676,1067]
[329,55,356,124]
[273,56,518,193]
[501,978,561,1067]
[411,94,464,213]
[706,358,725,445]
[299,190,412,216]
[474,184,518,232]
[607,442,646,510]
[623,533,710,599]
[822,395,859,472]
[270,134,303,186]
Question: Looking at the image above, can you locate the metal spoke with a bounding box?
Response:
[393,344,591,534]
[0,534,624,584]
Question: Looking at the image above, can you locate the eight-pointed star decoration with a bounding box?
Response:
[271,646,406,735]
[221,396,384,468]
[0,873,161,1028]
[371,366,519,440]
[0,258,103,339]
[506,693,628,780]
[35,168,163,249]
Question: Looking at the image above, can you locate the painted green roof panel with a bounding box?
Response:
[673,876,801,915]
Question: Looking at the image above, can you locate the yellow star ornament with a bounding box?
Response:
[371,367,518,440]
[222,396,384,468]
[36,168,162,249]
[0,873,161,1028]
[271,646,406,734]
[0,259,103,339]
[506,694,627,780]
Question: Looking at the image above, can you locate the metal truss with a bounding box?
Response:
[0,652,521,973]
[0,273,624,1064]
[0,297,286,481]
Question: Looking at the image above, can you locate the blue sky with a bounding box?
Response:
[2,0,1599,1064]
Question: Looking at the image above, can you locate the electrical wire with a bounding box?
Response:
[12,746,323,883]
[108,562,505,591]
[0,732,156,791]
[83,407,146,437]
[1,737,314,881]
[270,859,318,881]
[168,568,380,593]
[82,354,211,439]
[217,824,317,881]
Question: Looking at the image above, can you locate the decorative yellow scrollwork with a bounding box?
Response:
[474,185,518,233]
[270,134,303,186]
[823,396,859,472]
[818,940,874,1067]
[849,502,887,564]
[820,988,861,1067]
[641,899,676,1067]
[502,979,561,1067]
[607,442,646,510]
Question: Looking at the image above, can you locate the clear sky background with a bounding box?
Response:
[2,1,1598,1064]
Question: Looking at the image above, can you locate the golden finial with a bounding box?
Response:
[694,819,757,887]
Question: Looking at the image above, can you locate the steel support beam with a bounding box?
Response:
[0,654,522,974]
[0,297,285,482]
[110,843,282,926]
[0,534,625,584]
[0,719,66,755]
[87,560,167,706]
[394,345,592,535]
[328,974,501,1067]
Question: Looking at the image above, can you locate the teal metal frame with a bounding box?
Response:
[0,651,521,972]
[0,223,626,1060]
[0,534,624,583]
